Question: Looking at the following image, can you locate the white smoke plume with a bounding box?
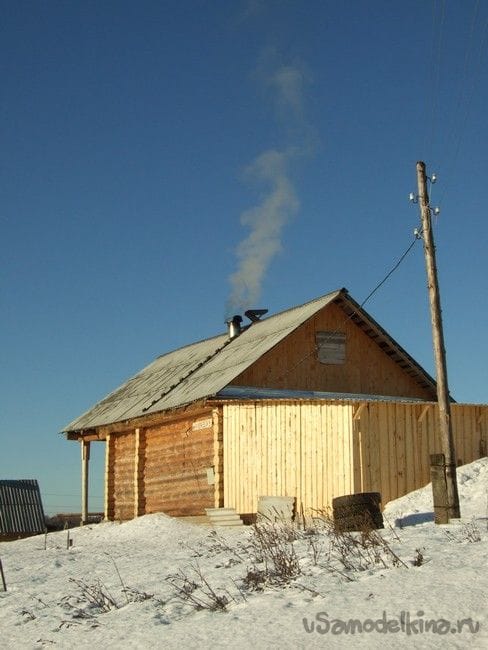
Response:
[227,149,299,314]
[227,58,309,316]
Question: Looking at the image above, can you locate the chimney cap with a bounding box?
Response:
[225,314,243,325]
[225,314,243,340]
[245,309,268,323]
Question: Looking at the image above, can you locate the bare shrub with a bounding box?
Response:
[122,586,160,603]
[242,567,267,591]
[306,532,326,566]
[445,520,482,544]
[204,530,246,564]
[68,578,119,613]
[313,509,407,574]
[249,521,301,584]
[412,548,424,566]
[20,609,36,622]
[167,564,235,612]
[462,521,482,543]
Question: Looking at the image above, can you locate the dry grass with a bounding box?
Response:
[166,564,236,612]
[168,512,412,610]
[68,578,119,613]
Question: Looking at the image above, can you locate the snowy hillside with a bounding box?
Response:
[1,459,487,649]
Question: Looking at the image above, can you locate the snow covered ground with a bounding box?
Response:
[1,459,487,649]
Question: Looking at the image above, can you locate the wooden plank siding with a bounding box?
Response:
[231,302,435,400]
[222,401,487,516]
[104,399,486,521]
[353,402,487,507]
[223,402,355,516]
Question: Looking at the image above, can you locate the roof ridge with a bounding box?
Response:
[155,289,345,359]
[257,288,345,323]
[144,291,345,413]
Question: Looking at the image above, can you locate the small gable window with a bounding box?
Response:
[315,331,346,365]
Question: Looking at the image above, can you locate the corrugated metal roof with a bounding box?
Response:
[64,290,343,431]
[0,480,46,536]
[64,288,439,433]
[214,386,430,404]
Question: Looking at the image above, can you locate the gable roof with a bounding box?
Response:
[63,288,437,433]
[0,480,46,537]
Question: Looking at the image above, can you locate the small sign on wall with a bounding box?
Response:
[206,467,215,485]
[192,418,213,431]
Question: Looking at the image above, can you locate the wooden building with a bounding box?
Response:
[63,289,487,521]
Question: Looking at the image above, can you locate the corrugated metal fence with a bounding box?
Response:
[0,480,46,538]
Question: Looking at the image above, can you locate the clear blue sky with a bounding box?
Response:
[2,1,487,515]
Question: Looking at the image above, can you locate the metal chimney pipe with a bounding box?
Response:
[226,315,243,339]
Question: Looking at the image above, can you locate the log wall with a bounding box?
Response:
[105,408,219,520]
[143,413,215,517]
[112,432,136,521]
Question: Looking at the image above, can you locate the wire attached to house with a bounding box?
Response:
[267,232,422,385]
[359,236,419,308]
[141,229,423,408]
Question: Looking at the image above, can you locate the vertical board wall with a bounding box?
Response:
[355,402,487,506]
[223,402,355,515]
[223,401,487,515]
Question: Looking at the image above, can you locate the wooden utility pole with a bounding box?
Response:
[416,161,460,519]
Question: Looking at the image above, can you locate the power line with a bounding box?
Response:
[442,0,480,158]
[359,237,419,307]
[268,232,422,385]
[425,0,446,161]
[43,492,103,498]
[438,7,488,206]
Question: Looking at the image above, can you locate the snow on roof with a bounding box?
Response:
[64,288,437,432]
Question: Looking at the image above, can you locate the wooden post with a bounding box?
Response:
[212,408,224,508]
[430,453,449,524]
[0,557,6,591]
[104,434,111,520]
[134,428,140,519]
[81,439,90,525]
[416,161,460,520]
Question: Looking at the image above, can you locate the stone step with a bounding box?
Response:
[210,517,244,526]
[205,508,241,516]
[205,507,244,527]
